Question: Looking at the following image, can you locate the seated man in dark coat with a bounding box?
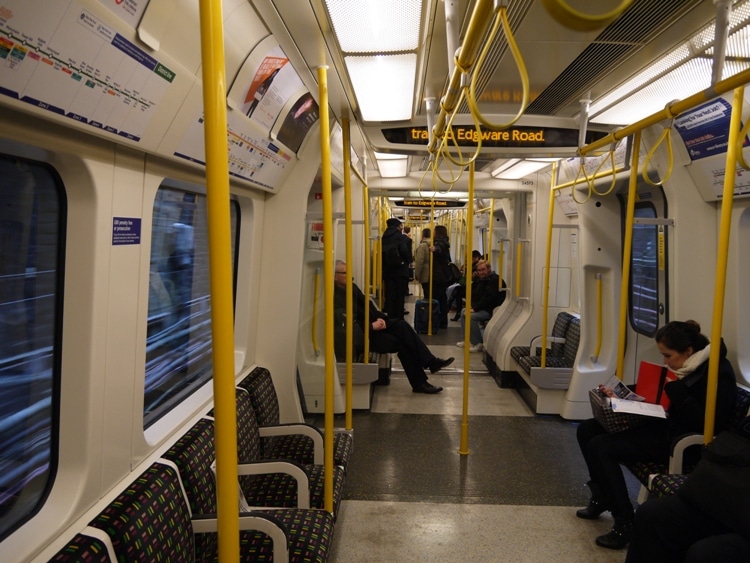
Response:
[334,260,453,394]
[457,260,506,353]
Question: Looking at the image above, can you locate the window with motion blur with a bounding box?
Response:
[0,154,65,541]
[144,182,239,428]
[629,203,661,336]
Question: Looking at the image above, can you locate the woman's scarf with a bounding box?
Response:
[673,343,711,379]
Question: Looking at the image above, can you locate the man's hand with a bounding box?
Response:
[372,318,387,331]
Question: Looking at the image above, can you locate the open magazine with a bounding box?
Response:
[600,374,666,419]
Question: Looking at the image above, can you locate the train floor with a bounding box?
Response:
[311,286,638,562]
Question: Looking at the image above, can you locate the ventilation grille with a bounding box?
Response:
[526,0,703,115]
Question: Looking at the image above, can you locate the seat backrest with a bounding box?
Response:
[730,387,750,428]
[561,316,581,367]
[161,418,219,560]
[550,312,575,357]
[88,462,195,562]
[236,387,263,463]
[48,531,114,562]
[238,367,280,427]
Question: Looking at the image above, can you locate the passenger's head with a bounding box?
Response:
[386,217,402,230]
[334,260,347,288]
[421,227,431,239]
[472,250,482,263]
[403,226,411,236]
[476,260,490,278]
[655,320,709,371]
[434,225,448,239]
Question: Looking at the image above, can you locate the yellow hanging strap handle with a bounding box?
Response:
[736,114,750,170]
[467,4,529,131]
[542,0,633,31]
[642,108,676,186]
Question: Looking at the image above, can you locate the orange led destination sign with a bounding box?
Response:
[382,126,606,148]
[397,199,466,208]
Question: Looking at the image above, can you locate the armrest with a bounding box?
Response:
[669,433,706,473]
[259,423,324,465]
[192,513,290,563]
[236,460,311,508]
[528,335,566,350]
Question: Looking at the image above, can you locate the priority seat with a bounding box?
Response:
[238,367,353,470]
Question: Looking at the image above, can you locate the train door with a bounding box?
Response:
[619,183,670,382]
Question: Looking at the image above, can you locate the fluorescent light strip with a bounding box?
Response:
[345,54,416,121]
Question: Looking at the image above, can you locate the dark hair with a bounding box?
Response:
[403,226,411,234]
[654,320,709,353]
[422,228,431,238]
[472,250,482,260]
[434,225,448,239]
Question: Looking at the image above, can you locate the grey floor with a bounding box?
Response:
[318,286,636,562]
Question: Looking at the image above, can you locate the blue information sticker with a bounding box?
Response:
[112,217,142,245]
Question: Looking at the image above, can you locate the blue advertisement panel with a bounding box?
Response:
[674,98,748,161]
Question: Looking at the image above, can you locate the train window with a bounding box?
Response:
[0,154,65,541]
[144,185,239,428]
[629,204,660,336]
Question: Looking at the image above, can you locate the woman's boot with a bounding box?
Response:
[595,512,634,550]
[576,481,609,519]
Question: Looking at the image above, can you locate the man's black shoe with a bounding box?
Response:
[412,382,443,394]
[429,357,454,374]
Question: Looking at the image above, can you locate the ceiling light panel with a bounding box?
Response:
[592,58,717,124]
[326,0,423,53]
[378,157,410,178]
[345,54,416,121]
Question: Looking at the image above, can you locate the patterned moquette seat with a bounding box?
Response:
[161,418,334,563]
[238,367,353,470]
[88,463,195,562]
[509,311,574,364]
[49,532,113,562]
[234,388,345,517]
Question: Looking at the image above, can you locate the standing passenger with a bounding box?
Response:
[414,228,431,298]
[381,218,411,320]
[576,320,737,550]
[429,224,452,329]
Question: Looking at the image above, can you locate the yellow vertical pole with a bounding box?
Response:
[377,198,385,310]
[197,1,239,560]
[428,201,435,334]
[488,198,495,272]
[541,164,557,367]
[615,131,641,380]
[704,86,743,442]
[342,118,354,430]
[515,241,523,298]
[317,66,334,514]
[363,182,372,363]
[459,163,474,456]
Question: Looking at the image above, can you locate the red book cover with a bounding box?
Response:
[636,360,678,409]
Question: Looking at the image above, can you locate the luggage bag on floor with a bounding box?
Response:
[414,299,439,334]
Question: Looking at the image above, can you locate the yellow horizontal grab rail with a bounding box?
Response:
[580,67,750,157]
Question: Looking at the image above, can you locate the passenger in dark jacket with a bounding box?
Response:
[381,217,411,320]
[428,224,452,329]
[457,260,506,351]
[576,320,737,551]
[334,261,453,394]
